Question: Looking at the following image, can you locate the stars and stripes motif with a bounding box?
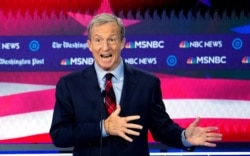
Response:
[0,0,250,145]
[0,72,250,143]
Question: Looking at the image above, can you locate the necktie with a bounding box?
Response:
[104,73,116,115]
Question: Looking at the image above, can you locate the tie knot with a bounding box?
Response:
[105,73,113,80]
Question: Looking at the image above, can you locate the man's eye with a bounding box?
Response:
[109,38,117,43]
[95,39,102,42]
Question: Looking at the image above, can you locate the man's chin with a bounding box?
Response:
[99,63,113,71]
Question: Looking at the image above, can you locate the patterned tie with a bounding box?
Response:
[104,73,116,115]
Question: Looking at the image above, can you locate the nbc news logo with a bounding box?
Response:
[179,40,222,48]
[242,56,250,64]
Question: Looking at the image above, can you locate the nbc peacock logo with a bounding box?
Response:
[186,57,197,64]
[242,56,250,64]
[179,41,190,48]
[60,59,71,65]
[125,42,135,49]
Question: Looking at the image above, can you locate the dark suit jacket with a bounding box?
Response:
[50,62,190,156]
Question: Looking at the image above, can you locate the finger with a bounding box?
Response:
[203,142,216,147]
[112,105,121,116]
[124,128,140,136]
[120,133,133,142]
[125,115,141,122]
[205,126,219,132]
[207,132,223,137]
[126,123,143,130]
[207,137,222,142]
[206,133,223,142]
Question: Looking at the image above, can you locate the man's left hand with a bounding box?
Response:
[185,117,223,147]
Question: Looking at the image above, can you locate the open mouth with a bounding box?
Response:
[100,54,112,58]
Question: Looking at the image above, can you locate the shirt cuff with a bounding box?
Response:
[101,120,109,137]
[181,130,193,147]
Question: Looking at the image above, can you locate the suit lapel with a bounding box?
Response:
[120,64,138,111]
[82,65,108,118]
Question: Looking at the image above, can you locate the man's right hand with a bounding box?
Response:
[104,105,143,142]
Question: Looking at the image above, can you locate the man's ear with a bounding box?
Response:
[87,39,92,52]
[121,38,126,50]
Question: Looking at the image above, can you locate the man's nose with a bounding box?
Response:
[102,40,111,50]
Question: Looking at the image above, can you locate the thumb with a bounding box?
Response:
[112,105,121,116]
[190,117,200,127]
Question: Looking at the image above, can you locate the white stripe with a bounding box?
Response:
[0,82,55,96]
[163,99,250,119]
[0,110,53,140]
[1,99,249,140]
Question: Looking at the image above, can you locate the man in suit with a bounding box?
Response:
[49,13,222,156]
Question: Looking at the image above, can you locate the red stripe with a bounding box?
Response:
[0,72,69,85]
[2,118,250,143]
[148,118,250,142]
[0,133,52,143]
[0,89,55,116]
[156,74,250,100]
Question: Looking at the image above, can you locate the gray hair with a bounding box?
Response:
[87,13,125,40]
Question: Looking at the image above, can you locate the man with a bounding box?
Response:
[49,13,222,156]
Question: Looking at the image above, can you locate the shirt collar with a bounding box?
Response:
[94,58,124,82]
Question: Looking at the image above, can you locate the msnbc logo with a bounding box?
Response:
[179,41,190,48]
[242,56,250,64]
[60,59,71,65]
[186,56,226,64]
[186,57,197,64]
[125,42,135,48]
[60,58,94,65]
[125,41,164,49]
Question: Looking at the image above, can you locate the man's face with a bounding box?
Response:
[87,22,125,71]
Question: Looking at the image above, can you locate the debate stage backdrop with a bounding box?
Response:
[0,0,250,154]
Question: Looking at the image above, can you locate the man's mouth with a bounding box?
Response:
[100,54,112,58]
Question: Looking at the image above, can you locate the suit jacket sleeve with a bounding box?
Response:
[49,72,102,148]
[149,77,187,149]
